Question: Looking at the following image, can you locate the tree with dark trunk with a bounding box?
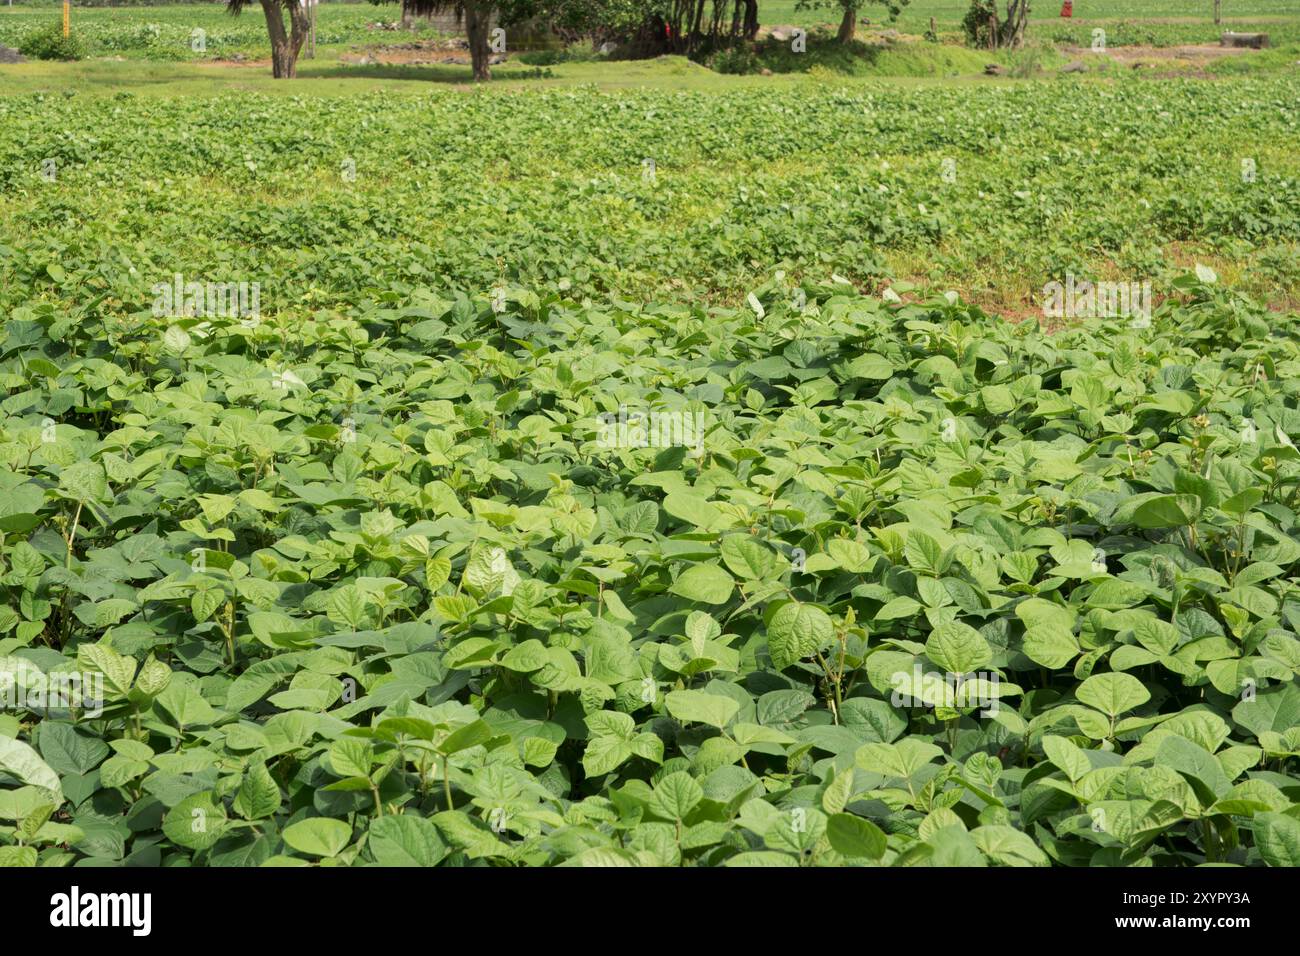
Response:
[463,2,493,80]
[795,0,909,47]
[228,0,311,79]
[729,0,759,41]
[742,0,758,40]
[961,0,1031,49]
[391,0,498,80]
[837,4,856,42]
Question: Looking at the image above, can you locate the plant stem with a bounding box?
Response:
[65,501,83,570]
[1202,818,1218,862]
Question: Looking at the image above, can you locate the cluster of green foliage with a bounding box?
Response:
[2,263,1300,866]
[17,23,88,60]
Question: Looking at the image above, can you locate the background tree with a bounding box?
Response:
[794,0,909,45]
[379,0,573,81]
[399,0,497,80]
[227,0,312,78]
[961,0,1030,49]
[644,0,787,55]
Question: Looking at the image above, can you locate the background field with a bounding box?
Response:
[3,69,1298,316]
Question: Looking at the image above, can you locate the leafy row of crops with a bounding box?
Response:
[1038,18,1300,49]
[2,78,1299,313]
[3,261,1300,866]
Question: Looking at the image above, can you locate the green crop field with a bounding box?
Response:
[3,0,1300,883]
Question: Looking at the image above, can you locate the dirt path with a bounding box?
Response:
[1067,43,1255,64]
[341,50,472,67]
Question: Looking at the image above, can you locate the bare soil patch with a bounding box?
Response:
[1065,42,1254,64]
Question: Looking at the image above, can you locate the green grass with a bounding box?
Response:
[764,0,1300,45]
[0,53,831,94]
[1208,39,1300,72]
[740,32,1067,76]
[0,40,1065,96]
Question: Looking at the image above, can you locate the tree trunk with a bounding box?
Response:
[287,1,309,68]
[262,0,291,77]
[465,2,491,81]
[401,0,413,29]
[261,0,309,78]
[1001,0,1028,48]
[743,0,758,40]
[837,4,856,44]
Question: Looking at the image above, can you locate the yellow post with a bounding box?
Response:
[62,0,70,38]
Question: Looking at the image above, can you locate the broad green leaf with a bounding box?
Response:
[925,621,992,674]
[1132,494,1201,529]
[1254,812,1300,867]
[665,690,739,729]
[1041,735,1090,783]
[282,818,353,858]
[668,563,734,605]
[1076,672,1150,717]
[719,536,778,580]
[856,739,943,779]
[439,719,494,755]
[367,814,449,867]
[651,772,703,820]
[767,602,833,670]
[662,493,722,530]
[162,792,227,851]
[328,738,374,779]
[234,763,281,820]
[0,736,61,795]
[826,813,886,859]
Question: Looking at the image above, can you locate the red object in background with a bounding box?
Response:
[1060,1,1072,16]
